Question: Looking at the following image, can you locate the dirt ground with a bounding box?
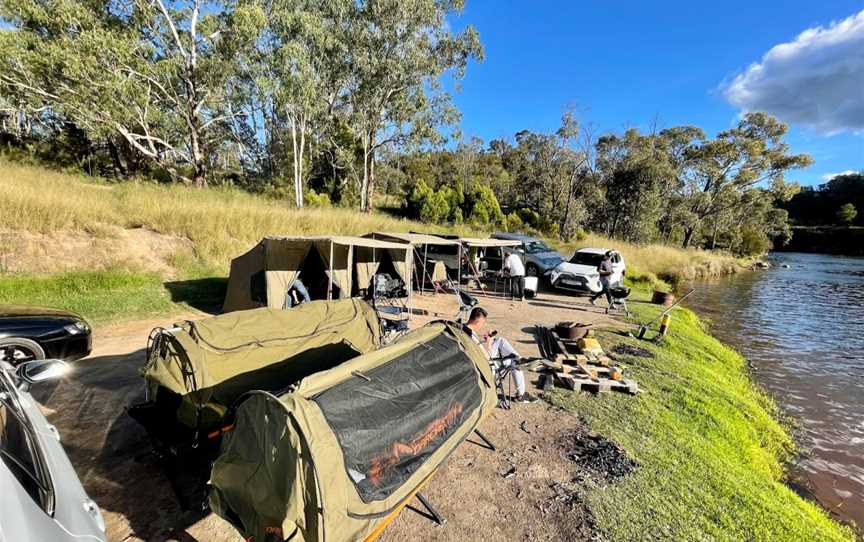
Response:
[33,286,624,542]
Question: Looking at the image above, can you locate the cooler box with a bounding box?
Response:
[524,276,538,298]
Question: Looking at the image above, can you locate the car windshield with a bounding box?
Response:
[570,252,605,266]
[0,373,54,514]
[524,240,553,255]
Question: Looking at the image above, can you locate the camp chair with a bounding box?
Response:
[454,287,479,322]
[370,273,409,343]
[492,352,520,409]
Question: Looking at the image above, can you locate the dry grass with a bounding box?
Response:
[0,159,744,281]
[0,159,481,269]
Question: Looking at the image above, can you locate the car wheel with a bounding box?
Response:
[0,338,46,367]
[526,263,539,277]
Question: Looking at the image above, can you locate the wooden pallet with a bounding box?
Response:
[554,372,638,395]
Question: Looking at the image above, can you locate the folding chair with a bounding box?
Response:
[492,353,520,409]
[454,287,479,323]
[370,274,409,344]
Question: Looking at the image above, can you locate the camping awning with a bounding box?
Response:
[266,235,409,251]
[459,237,521,248]
[365,232,462,246]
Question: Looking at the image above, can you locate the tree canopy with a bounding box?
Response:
[0,2,820,255]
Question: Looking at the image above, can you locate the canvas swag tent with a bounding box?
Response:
[137,299,382,433]
[209,321,497,542]
[223,236,412,313]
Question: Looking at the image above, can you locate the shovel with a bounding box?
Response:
[636,288,695,339]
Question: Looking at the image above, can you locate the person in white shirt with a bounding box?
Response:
[463,307,537,403]
[502,250,526,301]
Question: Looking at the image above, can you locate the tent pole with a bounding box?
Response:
[327,241,334,300]
[407,249,413,322]
[421,244,428,295]
[457,244,462,286]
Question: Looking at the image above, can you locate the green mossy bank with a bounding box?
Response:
[551,292,855,541]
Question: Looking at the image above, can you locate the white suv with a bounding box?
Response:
[549,248,626,294]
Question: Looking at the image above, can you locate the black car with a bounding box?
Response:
[0,305,92,366]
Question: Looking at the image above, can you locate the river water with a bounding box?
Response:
[687,252,864,531]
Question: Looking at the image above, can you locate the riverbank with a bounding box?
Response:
[547,290,855,540]
[687,253,864,533]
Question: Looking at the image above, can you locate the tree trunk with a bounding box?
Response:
[107,139,126,178]
[360,141,369,212]
[682,227,695,248]
[365,152,376,215]
[193,161,207,188]
[290,116,303,207]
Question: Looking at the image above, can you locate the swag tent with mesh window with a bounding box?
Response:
[140,298,383,432]
[209,320,497,542]
[222,236,412,313]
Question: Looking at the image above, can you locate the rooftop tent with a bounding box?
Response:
[140,298,383,431]
[223,236,411,313]
[209,321,497,542]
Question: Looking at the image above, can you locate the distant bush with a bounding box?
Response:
[304,191,331,208]
[738,225,771,256]
[405,179,504,227]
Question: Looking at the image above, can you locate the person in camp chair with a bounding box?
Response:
[463,307,537,403]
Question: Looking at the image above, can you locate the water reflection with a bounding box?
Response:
[688,252,864,531]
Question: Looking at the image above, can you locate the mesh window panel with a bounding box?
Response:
[312,333,482,502]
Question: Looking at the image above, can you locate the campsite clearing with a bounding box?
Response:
[30,288,616,542]
[27,286,854,542]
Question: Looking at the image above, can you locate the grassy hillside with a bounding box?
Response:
[554,297,856,541]
[1,159,742,321]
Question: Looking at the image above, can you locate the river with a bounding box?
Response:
[687,252,864,531]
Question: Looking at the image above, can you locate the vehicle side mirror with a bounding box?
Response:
[16,359,70,387]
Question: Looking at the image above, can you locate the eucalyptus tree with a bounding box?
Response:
[0,0,262,185]
[234,0,353,205]
[345,0,482,212]
[678,112,813,248]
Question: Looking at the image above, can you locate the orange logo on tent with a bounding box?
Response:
[367,402,463,487]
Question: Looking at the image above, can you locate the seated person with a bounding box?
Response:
[283,277,312,309]
[462,307,537,403]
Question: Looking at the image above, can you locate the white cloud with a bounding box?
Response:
[821,170,858,181]
[724,10,864,134]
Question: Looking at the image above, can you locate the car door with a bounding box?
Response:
[0,370,106,542]
[610,252,625,283]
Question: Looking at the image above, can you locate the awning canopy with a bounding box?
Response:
[268,235,409,251]
[365,232,462,246]
[459,237,521,248]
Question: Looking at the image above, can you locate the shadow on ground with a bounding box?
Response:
[164,277,227,315]
[31,348,209,541]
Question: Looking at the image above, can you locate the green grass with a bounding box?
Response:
[550,292,855,541]
[0,269,176,325]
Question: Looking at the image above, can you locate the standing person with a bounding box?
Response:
[502,249,526,301]
[590,251,614,307]
[463,307,537,403]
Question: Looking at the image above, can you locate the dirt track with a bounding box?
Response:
[33,287,619,542]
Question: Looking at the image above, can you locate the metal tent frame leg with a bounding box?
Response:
[473,429,496,451]
[415,492,446,526]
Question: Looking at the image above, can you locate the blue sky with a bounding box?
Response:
[447,0,864,186]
